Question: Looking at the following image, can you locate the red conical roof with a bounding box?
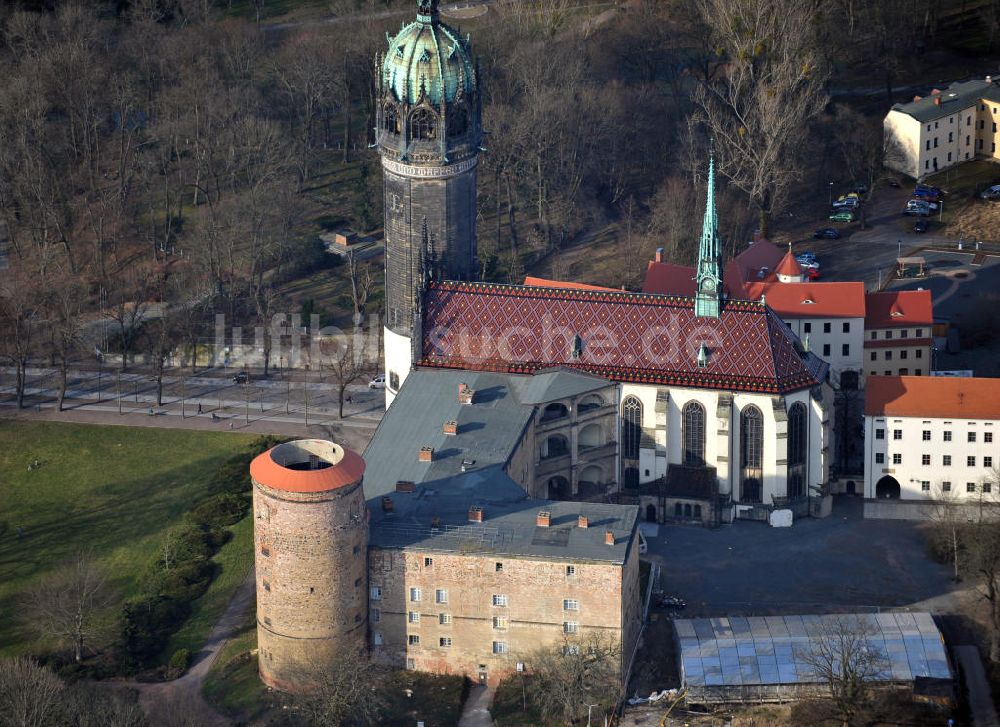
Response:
[775,250,803,277]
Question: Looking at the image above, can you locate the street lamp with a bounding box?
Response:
[828,181,834,206]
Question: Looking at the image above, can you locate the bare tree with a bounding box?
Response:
[45,269,88,411]
[796,615,888,727]
[106,265,152,373]
[346,248,375,325]
[0,657,65,727]
[0,263,41,409]
[525,634,621,724]
[20,553,118,663]
[692,0,830,236]
[295,649,389,727]
[321,332,373,419]
[963,470,1000,662]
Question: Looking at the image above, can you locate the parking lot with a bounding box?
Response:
[643,497,956,618]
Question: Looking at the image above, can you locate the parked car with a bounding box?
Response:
[795,252,817,264]
[232,371,249,384]
[904,203,931,217]
[912,189,941,203]
[368,373,386,389]
[887,178,901,188]
[800,260,820,270]
[979,184,1000,200]
[829,210,856,222]
[832,197,860,209]
[915,183,943,195]
[813,228,840,240]
[910,197,938,210]
[914,218,929,233]
[806,267,820,281]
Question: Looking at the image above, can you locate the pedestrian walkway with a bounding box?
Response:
[954,645,1000,727]
[458,685,497,727]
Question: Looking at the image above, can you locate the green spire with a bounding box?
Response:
[695,145,722,319]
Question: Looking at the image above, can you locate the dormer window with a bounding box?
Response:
[396,45,405,58]
[410,109,437,140]
[697,343,710,368]
[419,48,431,63]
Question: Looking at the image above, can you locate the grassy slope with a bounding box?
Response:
[0,420,254,657]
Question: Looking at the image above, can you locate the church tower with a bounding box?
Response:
[376,0,481,404]
[694,150,723,318]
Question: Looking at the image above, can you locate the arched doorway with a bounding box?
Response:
[875,475,901,499]
[547,476,569,499]
[645,504,657,522]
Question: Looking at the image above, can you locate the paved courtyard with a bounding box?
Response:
[644,497,957,617]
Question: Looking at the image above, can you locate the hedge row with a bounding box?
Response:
[119,435,286,672]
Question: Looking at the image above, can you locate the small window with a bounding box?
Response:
[944,455,952,466]
[439,637,452,648]
[353,545,360,556]
[436,589,448,604]
[408,611,420,624]
[406,657,414,669]
[373,608,381,623]
[893,453,902,465]
[886,331,893,340]
[893,430,902,440]
[985,482,994,494]
[823,344,831,357]
[804,322,812,334]
[916,349,923,359]
[986,456,994,468]
[408,634,420,646]
[944,431,952,442]
[842,322,850,333]
[876,429,885,440]
[921,481,930,492]
[263,581,271,592]
[410,587,421,602]
[354,578,361,587]
[492,594,507,607]
[260,547,270,557]
[495,562,503,572]
[493,616,507,630]
[969,432,977,443]
[968,482,977,493]
[969,456,977,467]
[374,631,384,646]
[943,481,952,492]
[922,430,931,441]
[492,641,508,654]
[870,331,877,340]
[370,586,382,601]
[885,351,893,361]
[566,565,576,577]
[424,557,433,567]
[563,621,579,634]
[986,432,994,443]
[823,322,831,334]
[564,644,581,655]
[901,329,909,339]
[563,599,579,611]
[842,344,850,356]
[901,350,908,360]
[875,453,885,464]
[922,454,931,466]
[870,352,877,361]
[439,613,452,625]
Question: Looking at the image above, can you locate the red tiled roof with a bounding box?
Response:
[741,281,867,319]
[420,281,826,394]
[250,445,365,493]
[863,338,933,349]
[775,251,803,277]
[865,290,933,328]
[865,375,1000,419]
[726,239,784,285]
[523,276,617,292]
[642,262,697,296]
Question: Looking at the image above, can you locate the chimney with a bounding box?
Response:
[934,96,941,106]
[604,530,615,546]
[654,247,664,263]
[443,420,458,435]
[577,515,589,529]
[458,383,475,405]
[395,480,416,493]
[468,505,484,523]
[536,511,551,528]
[381,496,394,512]
[752,230,763,243]
[418,446,434,462]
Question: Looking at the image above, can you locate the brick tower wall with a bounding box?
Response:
[253,477,368,691]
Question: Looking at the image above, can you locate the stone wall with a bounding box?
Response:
[368,546,635,686]
[253,478,369,691]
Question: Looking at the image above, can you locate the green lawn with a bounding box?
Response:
[0,420,255,657]
[162,515,255,664]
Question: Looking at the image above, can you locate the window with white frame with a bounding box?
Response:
[436,589,448,604]
[922,454,931,466]
[564,621,579,634]
[408,611,420,624]
[492,641,508,654]
[564,644,581,655]
[408,634,420,646]
[893,453,902,465]
[409,587,421,602]
[921,481,930,492]
[563,599,579,611]
[968,482,977,493]
[566,565,576,577]
[875,453,884,464]
[492,594,507,607]
[439,613,452,625]
[493,616,507,630]
[943,481,952,492]
[439,637,452,648]
[372,608,381,623]
[986,456,994,469]
[370,586,382,601]
[944,431,952,442]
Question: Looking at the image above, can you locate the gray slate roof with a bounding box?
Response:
[363,368,636,563]
[891,78,1000,122]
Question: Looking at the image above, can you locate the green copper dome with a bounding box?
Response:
[382,0,476,107]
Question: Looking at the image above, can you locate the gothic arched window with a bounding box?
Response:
[383,104,399,134]
[682,402,705,466]
[447,107,468,137]
[788,402,808,498]
[410,109,437,141]
[621,396,642,460]
[740,405,764,503]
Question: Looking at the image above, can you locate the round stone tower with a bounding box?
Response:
[377,0,481,404]
[250,439,368,692]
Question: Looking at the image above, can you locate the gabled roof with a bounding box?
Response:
[775,250,803,277]
[643,261,697,296]
[742,281,867,319]
[865,375,1000,419]
[890,78,1000,123]
[865,290,933,328]
[420,280,827,394]
[725,239,785,286]
[523,276,617,292]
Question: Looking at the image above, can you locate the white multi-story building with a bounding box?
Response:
[864,376,1000,501]
[883,76,1000,179]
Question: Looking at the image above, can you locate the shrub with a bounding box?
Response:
[189,493,249,528]
[169,648,190,672]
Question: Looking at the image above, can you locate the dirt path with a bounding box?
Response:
[133,571,256,726]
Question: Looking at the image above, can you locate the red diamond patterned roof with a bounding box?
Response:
[420,281,827,394]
